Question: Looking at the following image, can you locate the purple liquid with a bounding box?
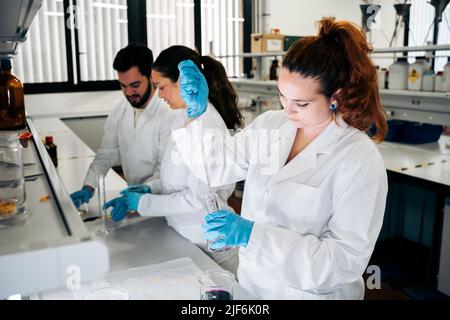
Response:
[201,289,232,300]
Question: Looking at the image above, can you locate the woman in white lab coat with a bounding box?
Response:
[173,19,389,299]
[107,45,245,274]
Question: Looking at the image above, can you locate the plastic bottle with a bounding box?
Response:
[408,56,429,91]
[442,57,450,92]
[422,70,435,91]
[435,71,444,92]
[377,67,387,89]
[388,57,409,90]
[438,126,450,155]
[0,59,26,130]
[45,136,58,167]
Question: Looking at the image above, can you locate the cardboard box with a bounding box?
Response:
[251,33,285,53]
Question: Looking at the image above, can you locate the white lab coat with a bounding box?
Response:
[173,110,388,300]
[137,104,238,270]
[83,93,175,188]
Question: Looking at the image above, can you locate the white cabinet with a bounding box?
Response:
[0,118,109,299]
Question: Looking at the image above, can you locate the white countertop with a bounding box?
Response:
[25,91,122,119]
[30,116,253,299]
[378,142,450,186]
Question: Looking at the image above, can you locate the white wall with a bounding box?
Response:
[263,0,361,36]
[263,0,405,68]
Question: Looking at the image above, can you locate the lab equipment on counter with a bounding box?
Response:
[97,174,109,235]
[199,269,236,300]
[0,59,26,131]
[0,133,28,226]
[44,136,57,167]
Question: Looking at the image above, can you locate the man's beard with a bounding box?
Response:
[127,82,152,109]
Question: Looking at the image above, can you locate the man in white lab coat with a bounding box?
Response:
[70,44,175,209]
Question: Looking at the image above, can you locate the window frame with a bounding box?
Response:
[23,0,250,94]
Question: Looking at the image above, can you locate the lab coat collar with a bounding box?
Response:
[269,115,348,184]
[278,115,349,155]
[134,90,161,130]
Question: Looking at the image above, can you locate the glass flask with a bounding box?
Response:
[0,133,28,226]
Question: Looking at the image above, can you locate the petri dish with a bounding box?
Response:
[82,286,130,300]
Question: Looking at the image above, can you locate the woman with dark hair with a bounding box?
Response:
[111,45,244,274]
[173,19,388,299]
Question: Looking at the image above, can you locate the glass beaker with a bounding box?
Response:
[0,133,28,226]
[198,269,235,300]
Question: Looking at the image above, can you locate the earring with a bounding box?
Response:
[329,103,337,113]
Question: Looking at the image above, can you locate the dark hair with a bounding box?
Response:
[152,45,244,130]
[113,43,154,77]
[282,18,387,143]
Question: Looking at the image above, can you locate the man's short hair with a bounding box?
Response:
[113,43,153,77]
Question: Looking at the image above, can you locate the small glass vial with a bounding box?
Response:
[204,192,231,252]
[0,133,28,226]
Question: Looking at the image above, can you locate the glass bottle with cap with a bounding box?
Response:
[44,136,58,167]
[0,59,26,130]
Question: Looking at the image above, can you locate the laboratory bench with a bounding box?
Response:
[16,90,450,299]
[1,115,253,300]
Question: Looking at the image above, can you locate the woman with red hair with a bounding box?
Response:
[174,18,388,299]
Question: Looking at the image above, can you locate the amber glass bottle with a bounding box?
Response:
[0,59,26,130]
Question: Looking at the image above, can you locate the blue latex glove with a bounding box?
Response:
[103,196,128,222]
[120,184,151,196]
[202,210,254,250]
[70,186,94,208]
[178,59,209,118]
[122,191,143,212]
